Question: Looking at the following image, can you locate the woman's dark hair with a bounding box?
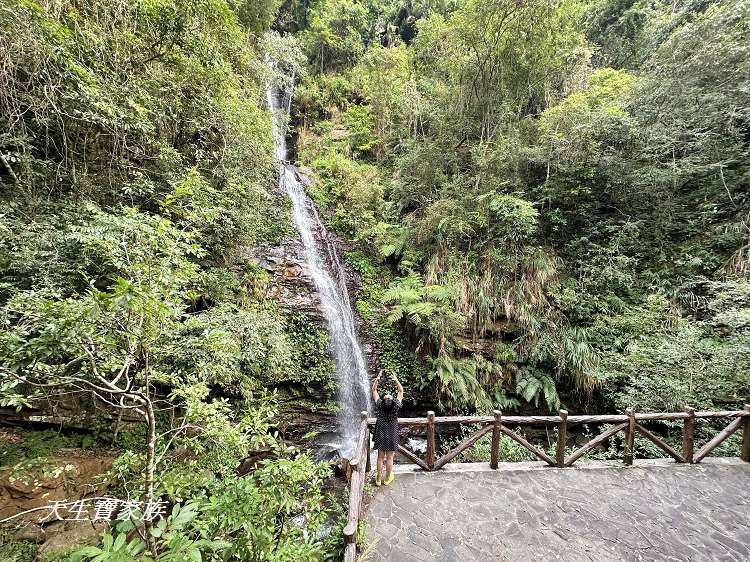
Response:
[379,396,398,421]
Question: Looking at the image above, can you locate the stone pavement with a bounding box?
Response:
[364,458,750,562]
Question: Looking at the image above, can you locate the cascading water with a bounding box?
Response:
[267,79,371,459]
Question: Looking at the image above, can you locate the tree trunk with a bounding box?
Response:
[143,399,158,558]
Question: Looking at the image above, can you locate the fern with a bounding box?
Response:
[517,374,542,405]
[431,355,489,410]
[516,371,560,411]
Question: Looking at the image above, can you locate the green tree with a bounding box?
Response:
[301,0,369,72]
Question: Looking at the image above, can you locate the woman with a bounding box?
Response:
[371,370,404,486]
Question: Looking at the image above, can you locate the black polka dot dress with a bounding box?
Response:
[373,399,400,451]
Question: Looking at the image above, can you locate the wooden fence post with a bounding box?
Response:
[426,411,436,470]
[624,408,635,466]
[683,406,695,464]
[490,410,502,469]
[742,404,750,463]
[362,411,371,473]
[556,410,568,467]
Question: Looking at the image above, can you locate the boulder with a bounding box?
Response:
[14,523,46,543]
[37,520,107,559]
[0,454,114,523]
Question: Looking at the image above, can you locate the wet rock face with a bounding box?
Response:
[251,170,384,457]
[245,235,341,447]
[248,196,379,379]
[248,237,325,320]
[251,166,367,325]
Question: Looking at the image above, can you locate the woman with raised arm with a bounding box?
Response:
[371,369,404,486]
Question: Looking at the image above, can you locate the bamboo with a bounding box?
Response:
[556,410,568,468]
[500,426,555,466]
[635,423,685,463]
[624,408,635,466]
[433,425,492,470]
[694,417,744,462]
[565,423,628,467]
[426,411,436,469]
[683,406,695,463]
[490,410,502,469]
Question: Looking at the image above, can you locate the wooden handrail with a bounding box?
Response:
[683,406,696,463]
[433,424,492,470]
[490,410,502,469]
[344,405,750,558]
[426,411,436,469]
[742,405,750,462]
[342,465,362,538]
[694,416,745,462]
[635,423,685,463]
[501,425,555,465]
[565,422,628,467]
[623,408,635,466]
[366,409,750,426]
[555,410,567,467]
[398,444,430,470]
[342,412,370,560]
[360,406,750,473]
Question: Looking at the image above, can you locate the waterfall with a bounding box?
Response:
[266,81,371,459]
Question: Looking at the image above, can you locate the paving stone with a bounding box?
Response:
[364,459,750,561]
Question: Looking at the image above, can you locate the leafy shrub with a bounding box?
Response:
[72,452,336,562]
[0,528,37,562]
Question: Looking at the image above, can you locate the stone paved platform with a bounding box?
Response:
[364,458,750,562]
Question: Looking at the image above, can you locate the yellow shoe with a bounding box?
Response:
[375,478,382,487]
[384,473,395,486]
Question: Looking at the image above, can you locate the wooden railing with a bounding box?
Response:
[343,412,370,562]
[342,405,750,559]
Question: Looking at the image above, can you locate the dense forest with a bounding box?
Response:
[1,0,748,560]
